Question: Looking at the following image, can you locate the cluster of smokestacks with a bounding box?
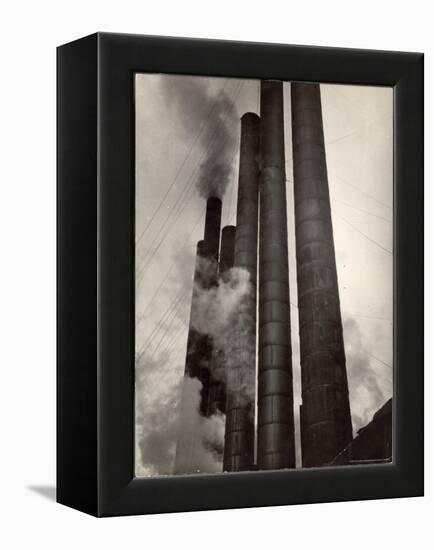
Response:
[174,80,353,474]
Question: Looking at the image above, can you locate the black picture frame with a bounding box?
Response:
[57,32,424,517]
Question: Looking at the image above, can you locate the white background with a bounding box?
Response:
[0,1,431,548]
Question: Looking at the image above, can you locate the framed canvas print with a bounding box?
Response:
[57,33,423,516]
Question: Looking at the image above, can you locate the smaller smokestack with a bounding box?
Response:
[219,225,236,278]
[203,196,222,264]
[224,112,260,472]
[175,198,224,474]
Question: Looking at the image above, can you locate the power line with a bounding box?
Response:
[137,140,240,283]
[162,320,189,358]
[137,150,240,361]
[136,207,204,314]
[330,172,392,211]
[138,80,243,262]
[135,79,230,246]
[332,197,392,223]
[137,149,240,358]
[284,178,393,256]
[352,314,392,322]
[137,183,198,280]
[149,291,189,360]
[286,172,392,215]
[135,80,245,362]
[136,82,239,284]
[137,291,183,360]
[136,289,187,362]
[137,144,207,274]
[136,82,244,279]
[141,295,191,402]
[325,114,393,148]
[137,194,204,292]
[331,208,392,256]
[367,351,393,370]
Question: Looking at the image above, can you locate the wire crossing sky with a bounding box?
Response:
[134,74,393,476]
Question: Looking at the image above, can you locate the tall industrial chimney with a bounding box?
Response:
[257,81,296,470]
[174,197,222,474]
[189,196,222,415]
[207,225,236,418]
[223,113,260,472]
[291,82,352,467]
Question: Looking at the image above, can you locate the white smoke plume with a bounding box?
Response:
[135,349,225,476]
[174,376,225,474]
[190,263,256,403]
[191,265,250,341]
[160,76,238,199]
[136,242,245,476]
[135,349,181,477]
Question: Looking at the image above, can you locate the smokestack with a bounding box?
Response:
[291,82,352,467]
[174,197,223,473]
[257,81,296,470]
[203,196,222,268]
[186,197,222,414]
[207,225,236,418]
[224,113,260,472]
[218,225,236,278]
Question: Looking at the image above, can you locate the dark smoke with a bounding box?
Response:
[160,75,239,199]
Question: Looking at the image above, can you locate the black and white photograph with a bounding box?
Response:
[135,74,393,476]
[1,0,428,540]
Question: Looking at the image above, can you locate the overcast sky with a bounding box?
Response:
[134,74,393,476]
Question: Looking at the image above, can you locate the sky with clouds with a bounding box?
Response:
[134,74,393,476]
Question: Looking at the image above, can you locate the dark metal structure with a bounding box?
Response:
[257,81,296,470]
[224,113,260,471]
[330,399,392,466]
[187,197,222,413]
[291,82,353,467]
[203,196,222,270]
[218,225,236,278]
